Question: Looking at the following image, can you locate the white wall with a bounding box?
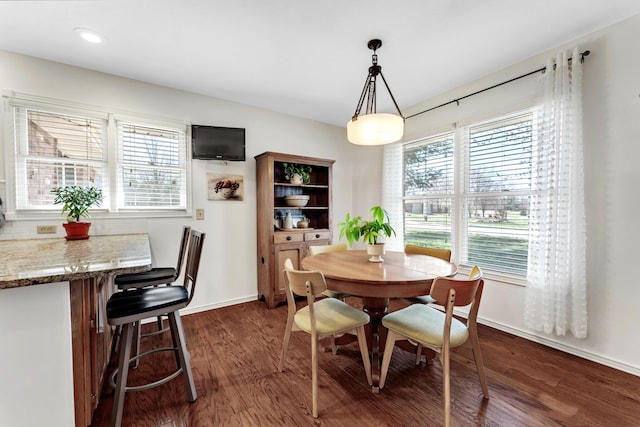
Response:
[396,14,640,375]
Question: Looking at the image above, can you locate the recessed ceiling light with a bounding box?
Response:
[73,27,104,44]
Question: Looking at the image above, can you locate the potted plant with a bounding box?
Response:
[51,185,103,240]
[338,206,396,262]
[282,162,312,185]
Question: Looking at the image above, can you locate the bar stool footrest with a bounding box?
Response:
[109,345,185,391]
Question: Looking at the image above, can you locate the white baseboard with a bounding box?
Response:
[180,294,260,316]
[476,316,640,377]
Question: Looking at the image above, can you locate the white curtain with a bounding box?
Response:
[381,142,404,251]
[524,47,587,338]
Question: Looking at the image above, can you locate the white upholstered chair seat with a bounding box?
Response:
[294,298,370,336]
[382,303,469,348]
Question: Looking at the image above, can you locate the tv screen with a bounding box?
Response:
[191,125,246,161]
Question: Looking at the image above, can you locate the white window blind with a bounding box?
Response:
[462,112,532,275]
[117,122,187,209]
[14,107,107,209]
[403,133,455,251]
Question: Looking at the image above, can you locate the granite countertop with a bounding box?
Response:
[0,233,152,289]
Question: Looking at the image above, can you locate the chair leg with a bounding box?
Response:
[415,343,423,365]
[278,316,294,372]
[442,345,451,427]
[131,321,141,369]
[330,336,338,355]
[355,325,372,386]
[379,330,398,389]
[168,311,197,402]
[469,330,489,398]
[311,335,319,418]
[111,324,121,357]
[111,322,134,427]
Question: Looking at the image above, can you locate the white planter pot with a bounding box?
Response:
[367,243,385,263]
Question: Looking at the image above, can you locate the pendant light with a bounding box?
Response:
[347,39,404,146]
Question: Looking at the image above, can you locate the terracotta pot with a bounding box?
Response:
[62,222,92,240]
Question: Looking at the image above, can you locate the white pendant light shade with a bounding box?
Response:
[347,113,404,146]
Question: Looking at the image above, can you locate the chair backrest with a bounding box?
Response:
[283,260,328,298]
[282,258,328,326]
[429,266,484,327]
[174,225,192,275]
[308,243,348,256]
[404,244,452,262]
[182,229,205,305]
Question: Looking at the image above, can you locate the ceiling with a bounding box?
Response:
[1,1,640,127]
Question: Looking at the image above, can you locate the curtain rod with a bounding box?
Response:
[405,50,590,120]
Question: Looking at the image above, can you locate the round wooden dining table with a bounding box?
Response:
[301,249,457,392]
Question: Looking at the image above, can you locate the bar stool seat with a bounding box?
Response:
[114,267,178,289]
[107,286,188,320]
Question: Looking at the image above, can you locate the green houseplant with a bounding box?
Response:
[282,162,312,184]
[51,185,103,240]
[338,206,396,262]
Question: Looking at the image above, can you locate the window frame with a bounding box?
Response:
[2,92,192,221]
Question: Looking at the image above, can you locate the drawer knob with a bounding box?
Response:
[286,236,292,241]
[315,234,320,238]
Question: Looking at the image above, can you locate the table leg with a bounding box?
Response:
[362,297,388,393]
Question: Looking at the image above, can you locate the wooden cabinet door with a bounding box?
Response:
[274,243,304,298]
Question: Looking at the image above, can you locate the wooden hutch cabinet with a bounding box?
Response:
[255,151,334,308]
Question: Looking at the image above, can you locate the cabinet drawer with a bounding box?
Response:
[274,233,304,244]
[305,231,330,241]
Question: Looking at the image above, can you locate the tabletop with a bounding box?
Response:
[301,249,457,298]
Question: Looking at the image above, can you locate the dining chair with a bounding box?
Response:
[106,229,205,427]
[379,266,488,427]
[111,225,191,365]
[278,258,372,418]
[404,244,452,305]
[308,243,350,301]
[307,243,352,354]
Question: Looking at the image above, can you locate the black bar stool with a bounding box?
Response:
[111,225,191,363]
[106,229,205,427]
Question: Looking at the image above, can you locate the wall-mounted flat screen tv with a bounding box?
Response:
[191,125,246,161]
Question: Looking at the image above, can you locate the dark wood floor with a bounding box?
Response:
[91,298,640,427]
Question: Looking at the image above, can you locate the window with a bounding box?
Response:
[117,122,187,210]
[404,133,454,251]
[14,107,107,210]
[401,111,533,277]
[8,95,189,217]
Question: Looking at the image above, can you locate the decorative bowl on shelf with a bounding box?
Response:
[284,195,310,207]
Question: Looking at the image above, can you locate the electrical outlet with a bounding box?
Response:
[37,225,57,234]
[195,209,205,220]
